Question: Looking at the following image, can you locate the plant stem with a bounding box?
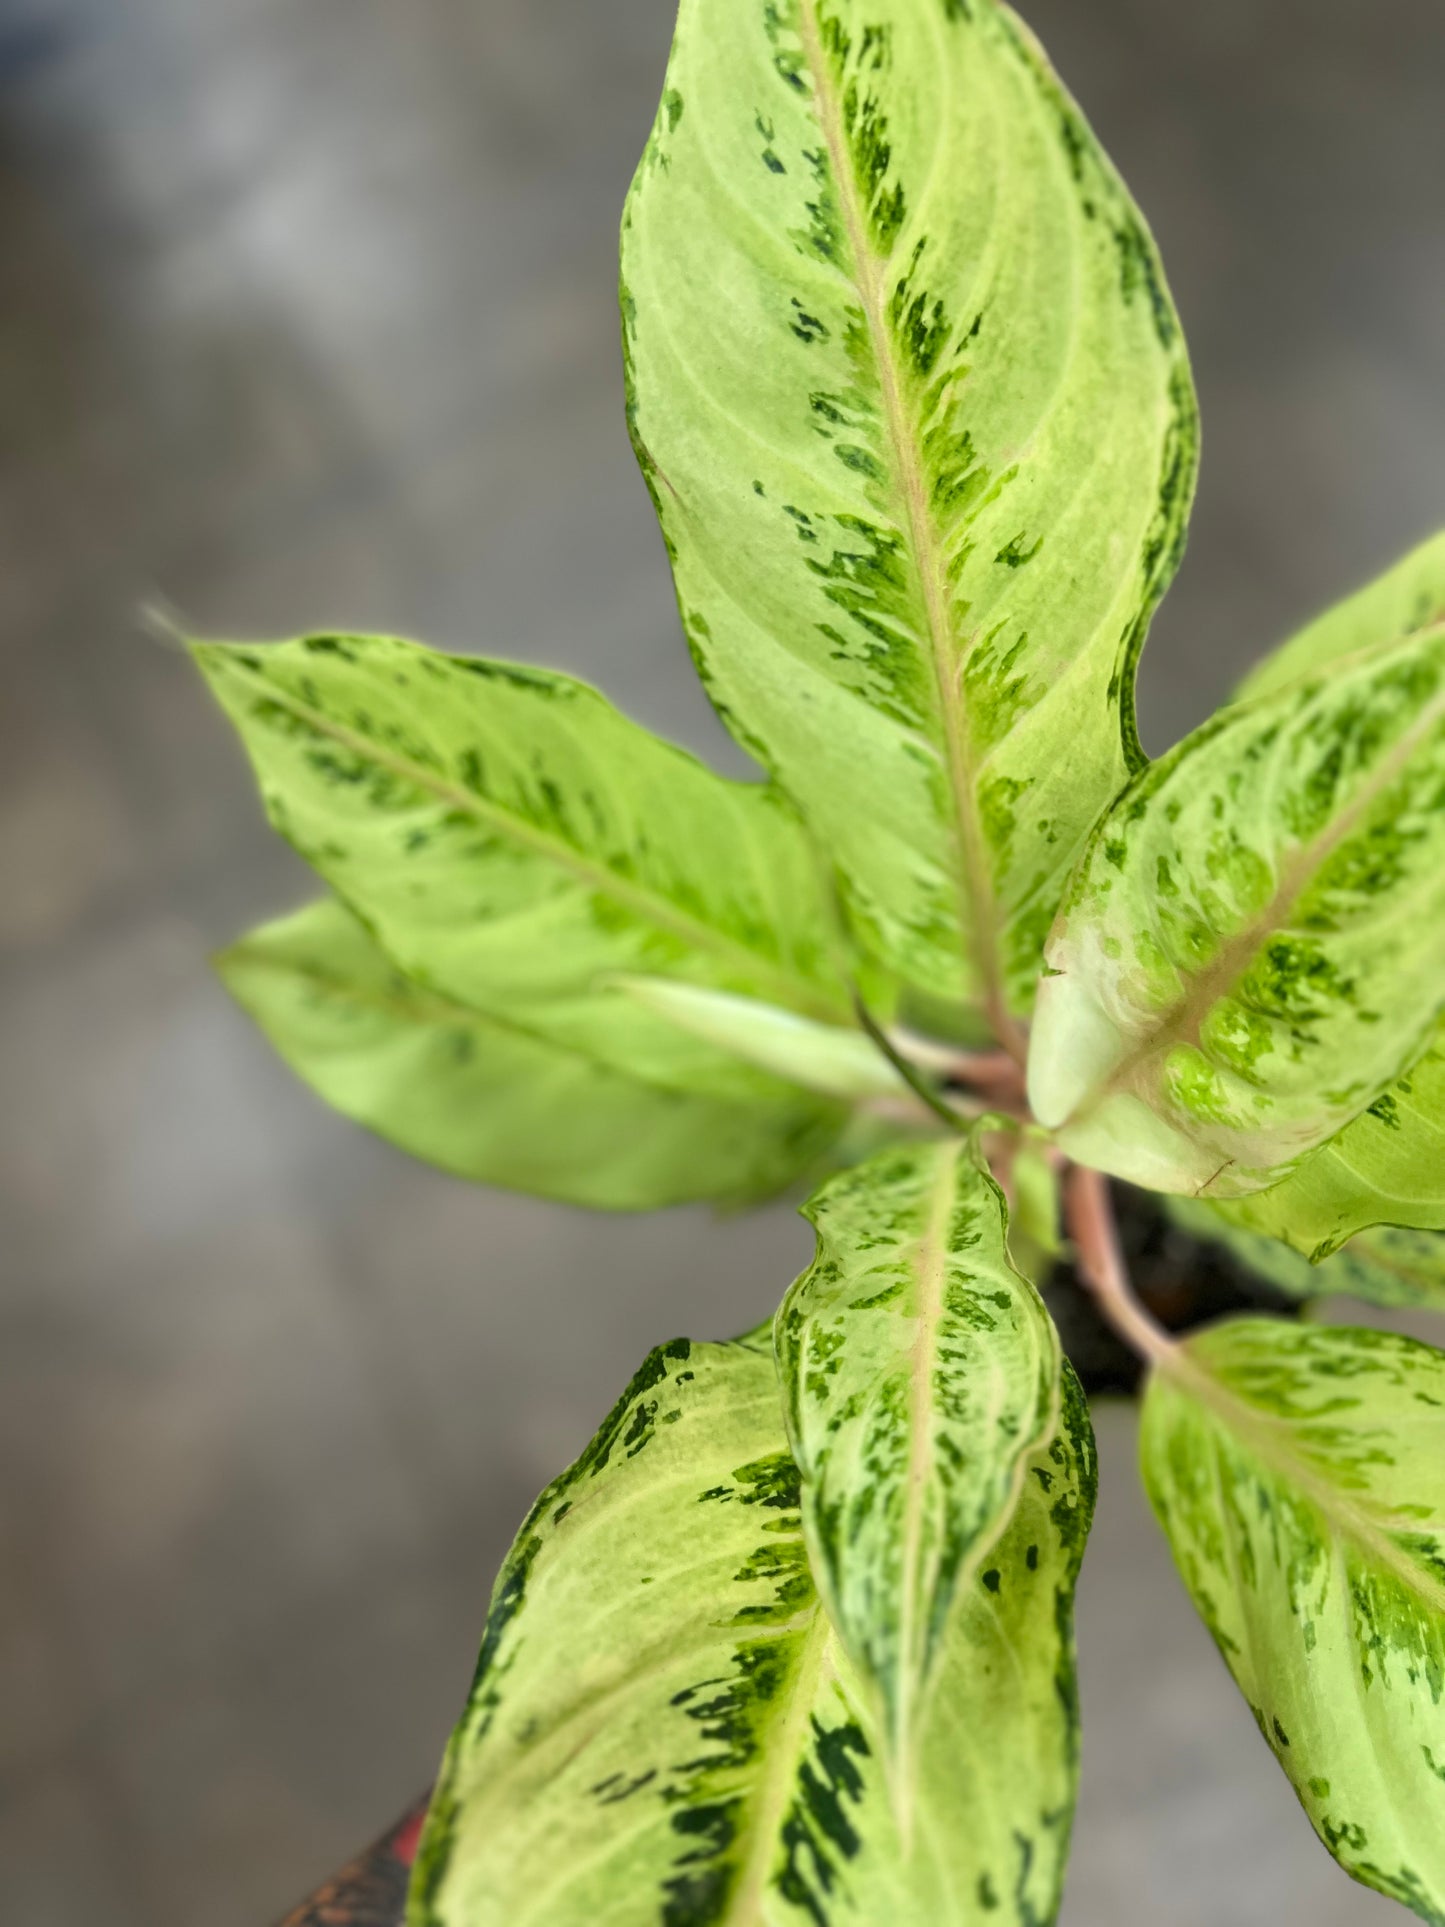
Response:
[1064,1164,1177,1370]
[852,993,972,1133]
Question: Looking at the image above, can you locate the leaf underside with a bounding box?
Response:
[410,1328,1095,1926]
[1165,1194,1445,1316]
[622,0,1197,1027]
[775,1137,1061,1779]
[1143,1319,1445,1924]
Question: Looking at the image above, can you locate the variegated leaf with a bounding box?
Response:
[193,634,898,1108]
[1202,1029,1445,1257]
[411,1327,1095,1926]
[218,898,848,1210]
[192,633,857,1019]
[1238,529,1445,704]
[775,1138,1060,1786]
[1165,1194,1445,1314]
[621,0,1197,1031]
[1029,628,1445,1199]
[1142,1318,1445,1924]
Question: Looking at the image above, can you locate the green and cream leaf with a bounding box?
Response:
[1142,1319,1445,1924]
[775,1139,1061,1788]
[1029,628,1445,1198]
[219,898,847,1211]
[411,1325,1095,1926]
[1205,1031,1445,1256]
[621,0,1197,1030]
[193,633,866,1088]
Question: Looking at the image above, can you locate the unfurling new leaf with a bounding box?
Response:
[775,1138,1061,1787]
[1142,1321,1445,1923]
[622,0,1196,1028]
[411,1326,1095,1926]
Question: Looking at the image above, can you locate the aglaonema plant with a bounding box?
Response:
[186,1,1445,1921]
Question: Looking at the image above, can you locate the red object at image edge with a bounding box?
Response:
[276,1793,429,1927]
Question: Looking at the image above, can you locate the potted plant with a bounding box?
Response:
[200,2,1445,1921]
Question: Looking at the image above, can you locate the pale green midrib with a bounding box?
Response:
[225,941,815,1104]
[793,0,1011,1038]
[214,654,848,1025]
[487,1606,835,1927]
[895,1145,959,1787]
[1163,1349,1445,1618]
[723,1605,835,1924]
[506,1604,819,1808]
[495,1626,828,1927]
[1105,673,1445,1114]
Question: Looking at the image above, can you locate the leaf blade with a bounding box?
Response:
[1165,1194,1445,1314]
[410,1327,1095,1926]
[219,898,847,1210]
[775,1137,1062,1788]
[1030,628,1445,1197]
[1142,1318,1445,1923]
[621,0,1197,1024]
[192,634,854,1041]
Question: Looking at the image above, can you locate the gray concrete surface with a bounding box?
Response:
[0,1,1441,1921]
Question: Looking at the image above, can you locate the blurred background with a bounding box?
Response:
[1,0,1442,1921]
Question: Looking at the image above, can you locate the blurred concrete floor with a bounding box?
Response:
[0,1,1441,1922]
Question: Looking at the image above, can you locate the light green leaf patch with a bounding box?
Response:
[1205,1026,1445,1256]
[219,898,847,1211]
[775,1138,1061,1791]
[1142,1319,1445,1924]
[621,0,1197,1030]
[192,633,868,1106]
[411,1326,1095,1926]
[1029,628,1445,1198]
[1166,1194,1445,1315]
[1238,530,1445,704]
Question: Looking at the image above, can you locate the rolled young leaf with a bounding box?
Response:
[219,898,846,1211]
[411,1326,1096,1926]
[621,0,1197,1029]
[613,976,909,1100]
[1029,626,1445,1198]
[192,634,869,1107]
[1237,529,1445,704]
[1165,1194,1445,1315]
[775,1138,1061,1791]
[1142,1318,1445,1923]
